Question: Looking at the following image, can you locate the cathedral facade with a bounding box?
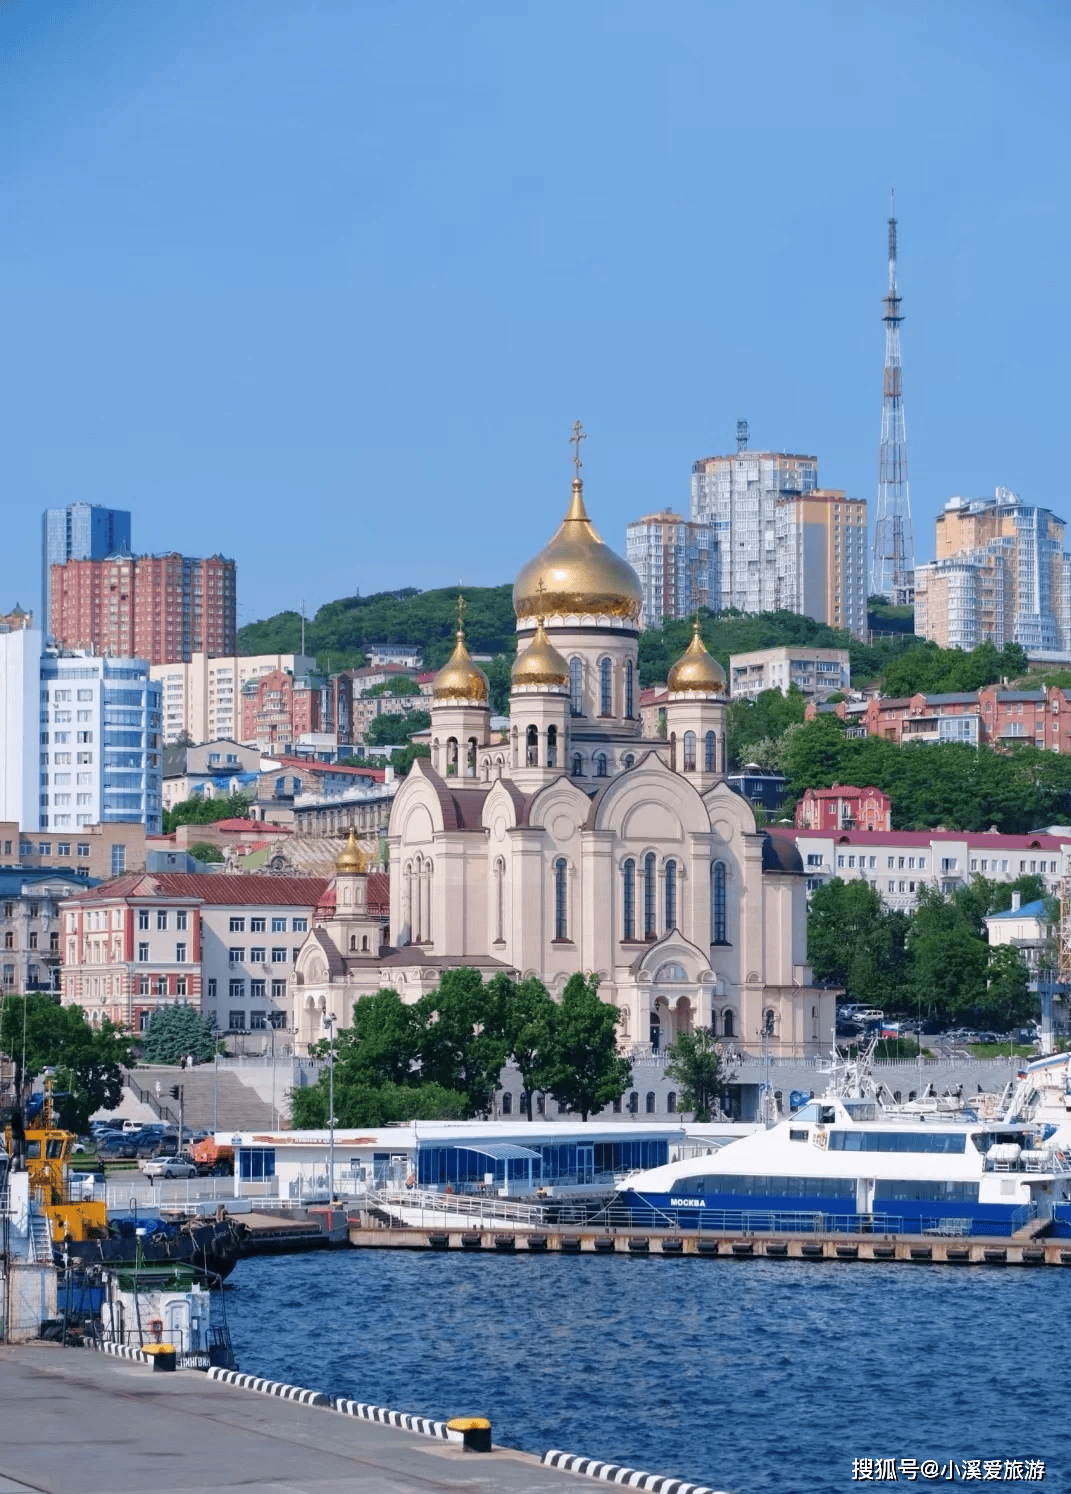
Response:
[292,462,833,1060]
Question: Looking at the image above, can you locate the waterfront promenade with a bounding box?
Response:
[0,1344,607,1493]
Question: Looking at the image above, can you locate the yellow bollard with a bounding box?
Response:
[446,1416,492,1452]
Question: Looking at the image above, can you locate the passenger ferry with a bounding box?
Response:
[1004,1051,1071,1236]
[614,1093,1071,1237]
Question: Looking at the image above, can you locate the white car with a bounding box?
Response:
[140,1157,198,1180]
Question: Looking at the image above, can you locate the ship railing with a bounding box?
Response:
[985,1151,1071,1174]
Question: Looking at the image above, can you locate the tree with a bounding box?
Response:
[807,877,910,1010]
[189,841,225,863]
[141,1003,217,1065]
[364,710,431,747]
[164,789,255,834]
[978,945,1037,1031]
[290,1076,468,1128]
[417,968,507,1116]
[542,974,631,1121]
[664,1028,730,1121]
[0,995,134,1132]
[494,976,557,1120]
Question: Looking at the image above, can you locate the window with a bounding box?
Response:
[600,657,612,716]
[667,1092,677,1114]
[723,1009,734,1037]
[837,855,845,868]
[625,660,634,719]
[271,980,286,1001]
[175,976,187,997]
[526,724,538,767]
[175,943,186,963]
[176,910,188,931]
[77,842,89,857]
[644,853,656,938]
[57,842,70,857]
[683,731,696,772]
[807,854,821,866]
[155,976,168,997]
[595,753,608,778]
[38,843,52,857]
[704,731,716,773]
[292,917,307,933]
[569,657,583,716]
[157,910,168,930]
[250,1010,267,1030]
[137,943,149,962]
[250,945,265,962]
[250,916,265,933]
[229,916,246,933]
[229,1010,246,1030]
[645,1092,656,1114]
[664,859,677,931]
[229,947,245,963]
[271,917,286,933]
[623,859,636,940]
[271,947,288,963]
[554,858,568,940]
[712,861,727,944]
[250,979,266,999]
[848,855,855,868]
[229,977,244,999]
[571,753,583,776]
[207,978,217,999]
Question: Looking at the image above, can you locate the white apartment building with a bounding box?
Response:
[625,509,713,626]
[789,828,1070,914]
[730,646,850,701]
[0,628,42,830]
[151,652,315,745]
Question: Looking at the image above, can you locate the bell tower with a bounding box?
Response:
[663,620,728,787]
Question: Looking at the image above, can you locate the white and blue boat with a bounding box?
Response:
[613,1093,1071,1238]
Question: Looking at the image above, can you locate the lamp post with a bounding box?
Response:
[322,1012,336,1202]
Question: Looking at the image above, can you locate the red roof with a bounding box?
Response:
[212,817,293,834]
[787,828,1069,850]
[74,873,330,906]
[275,757,386,782]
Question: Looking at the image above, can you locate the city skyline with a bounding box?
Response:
[0,1,1067,626]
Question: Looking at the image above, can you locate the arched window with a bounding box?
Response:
[432,737,440,773]
[704,730,716,773]
[600,657,612,716]
[554,858,568,940]
[669,731,677,771]
[569,656,584,717]
[723,1009,734,1038]
[627,1091,639,1114]
[571,753,583,776]
[683,731,696,772]
[466,738,477,777]
[547,724,557,768]
[763,1008,776,1036]
[643,852,656,938]
[362,935,369,952]
[502,1092,512,1115]
[526,725,538,767]
[622,859,636,940]
[511,726,518,769]
[536,1093,545,1115]
[494,858,505,943]
[446,737,458,777]
[625,660,634,719]
[623,753,634,769]
[596,752,608,778]
[664,859,677,931]
[667,1091,677,1114]
[645,1091,656,1114]
[649,1009,660,1051]
[349,935,356,951]
[712,861,728,944]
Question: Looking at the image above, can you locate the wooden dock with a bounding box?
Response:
[347,1218,1071,1267]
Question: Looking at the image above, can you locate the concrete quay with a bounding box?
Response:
[0,1343,638,1494]
[348,1220,1071,1267]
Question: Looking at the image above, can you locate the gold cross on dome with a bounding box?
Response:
[456,591,466,632]
[569,420,587,477]
[537,576,546,620]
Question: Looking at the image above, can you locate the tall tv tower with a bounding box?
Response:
[870,200,915,605]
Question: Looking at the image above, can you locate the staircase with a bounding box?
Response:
[121,1066,276,1133]
[28,1209,52,1263]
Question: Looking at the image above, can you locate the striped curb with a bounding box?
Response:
[84,1341,151,1364]
[207,1366,328,1405]
[542,1449,728,1493]
[333,1397,462,1442]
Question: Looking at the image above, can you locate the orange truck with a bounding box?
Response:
[190,1138,235,1176]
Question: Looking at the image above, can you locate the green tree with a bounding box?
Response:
[494,976,558,1120]
[290,1075,468,1128]
[0,995,134,1132]
[664,1028,730,1121]
[542,973,631,1121]
[807,877,910,1010]
[977,945,1037,1030]
[189,841,225,863]
[728,685,808,770]
[417,968,507,1116]
[364,710,431,747]
[164,789,255,834]
[141,1003,217,1065]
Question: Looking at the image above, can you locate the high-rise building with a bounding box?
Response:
[42,503,132,636]
[776,489,868,639]
[625,509,713,626]
[0,628,43,830]
[151,651,316,744]
[914,490,1071,656]
[50,552,236,665]
[690,447,818,614]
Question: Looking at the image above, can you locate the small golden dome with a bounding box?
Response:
[511,617,570,689]
[335,830,368,875]
[667,620,726,694]
[513,479,643,623]
[433,627,490,705]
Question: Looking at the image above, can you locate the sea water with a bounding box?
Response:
[221,1250,1067,1494]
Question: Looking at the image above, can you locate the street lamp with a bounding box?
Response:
[322,1012,336,1202]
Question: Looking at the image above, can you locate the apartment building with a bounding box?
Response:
[50,552,236,665]
[790,827,1070,912]
[0,869,94,994]
[729,645,850,701]
[60,873,329,1034]
[240,668,323,754]
[794,786,893,833]
[42,503,131,637]
[292,775,398,838]
[151,652,315,745]
[625,509,713,626]
[811,685,1071,751]
[161,740,262,811]
[776,489,868,639]
[914,490,1071,657]
[0,627,42,829]
[0,820,150,881]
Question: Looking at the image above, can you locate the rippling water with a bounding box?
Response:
[220,1250,1065,1494]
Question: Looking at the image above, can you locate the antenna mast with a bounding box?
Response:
[870,197,915,605]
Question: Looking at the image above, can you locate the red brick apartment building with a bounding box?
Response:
[50,553,236,664]
[809,685,1071,752]
[241,670,321,753]
[794,785,893,832]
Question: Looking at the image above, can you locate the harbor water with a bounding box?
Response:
[221,1250,1066,1494]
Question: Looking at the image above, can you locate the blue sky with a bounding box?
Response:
[1,0,1068,630]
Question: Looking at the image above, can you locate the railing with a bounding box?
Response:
[369,1188,548,1227]
[123,1071,179,1125]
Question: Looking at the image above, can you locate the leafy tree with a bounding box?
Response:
[664,1028,730,1121]
[978,945,1037,1030]
[189,841,224,863]
[141,1003,217,1065]
[728,686,807,770]
[417,968,507,1116]
[807,877,910,1010]
[164,789,255,834]
[0,995,133,1132]
[308,990,421,1089]
[493,976,558,1120]
[290,1076,468,1128]
[364,710,431,747]
[880,639,1028,698]
[362,677,421,698]
[385,743,432,776]
[542,973,631,1121]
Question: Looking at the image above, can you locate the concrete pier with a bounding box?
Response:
[0,1343,605,1492]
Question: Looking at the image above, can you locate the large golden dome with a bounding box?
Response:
[335,829,368,875]
[667,620,726,694]
[513,478,643,624]
[511,617,570,688]
[433,625,489,705]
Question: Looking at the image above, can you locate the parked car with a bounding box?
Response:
[97,1138,138,1161]
[140,1156,198,1180]
[68,1171,105,1200]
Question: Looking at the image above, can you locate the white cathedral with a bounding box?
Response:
[293,456,833,1059]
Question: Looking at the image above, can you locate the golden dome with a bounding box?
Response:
[335,830,368,875]
[511,617,570,688]
[667,620,726,694]
[433,625,490,705]
[513,479,643,623]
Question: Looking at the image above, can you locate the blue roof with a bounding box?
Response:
[988,899,1049,920]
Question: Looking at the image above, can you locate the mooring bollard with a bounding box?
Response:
[447,1416,492,1452]
[145,1344,177,1373]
